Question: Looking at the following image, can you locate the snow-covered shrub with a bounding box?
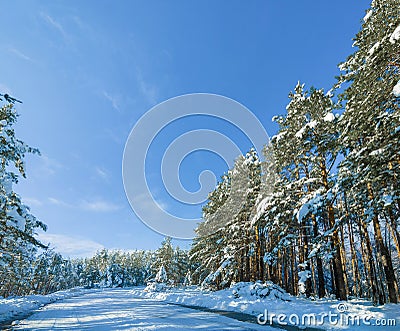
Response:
[144,265,169,292]
[298,264,311,296]
[230,281,292,301]
[155,265,168,283]
[144,281,167,292]
[183,271,192,286]
[200,271,221,291]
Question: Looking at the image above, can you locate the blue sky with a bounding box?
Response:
[1,0,369,257]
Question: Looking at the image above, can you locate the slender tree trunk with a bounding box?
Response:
[330,232,347,300]
[326,199,347,300]
[359,218,383,304]
[368,183,399,303]
[259,229,265,281]
[386,209,400,260]
[347,219,361,297]
[255,225,263,281]
[240,253,244,281]
[371,215,399,303]
[291,244,296,295]
[312,214,325,298]
[277,250,282,287]
[320,161,347,300]
[301,221,312,296]
[330,262,336,296]
[339,225,349,297]
[284,248,289,292]
[245,246,250,282]
[310,258,316,296]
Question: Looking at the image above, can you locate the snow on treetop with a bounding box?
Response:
[367,41,380,57]
[323,112,335,122]
[308,120,317,128]
[363,10,372,22]
[7,205,26,230]
[393,80,400,97]
[296,202,310,223]
[251,196,270,225]
[325,89,334,97]
[294,120,318,139]
[295,127,305,139]
[272,131,286,142]
[369,148,384,156]
[389,25,400,44]
[382,194,394,207]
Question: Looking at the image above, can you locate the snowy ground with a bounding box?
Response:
[6,288,273,330]
[1,285,398,330]
[0,287,93,326]
[132,283,400,330]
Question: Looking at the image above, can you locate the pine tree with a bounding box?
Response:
[152,237,174,280]
[155,264,168,283]
[191,149,263,289]
[337,0,400,303]
[0,101,47,297]
[253,83,348,299]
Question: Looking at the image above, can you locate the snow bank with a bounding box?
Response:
[132,283,293,317]
[0,287,91,325]
[131,283,400,330]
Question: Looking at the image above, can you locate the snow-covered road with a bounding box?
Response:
[12,288,272,330]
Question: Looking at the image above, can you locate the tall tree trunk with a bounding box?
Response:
[347,219,361,297]
[310,258,316,296]
[386,209,400,260]
[240,253,244,281]
[277,250,282,287]
[284,248,289,292]
[330,229,348,300]
[291,244,297,295]
[301,220,312,297]
[312,214,325,298]
[343,193,361,297]
[339,225,349,297]
[259,229,265,281]
[244,246,250,282]
[368,183,399,303]
[358,222,370,298]
[359,217,384,304]
[329,262,336,296]
[321,160,347,300]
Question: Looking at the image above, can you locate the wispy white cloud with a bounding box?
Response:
[95,166,108,180]
[48,197,72,207]
[23,197,43,207]
[48,196,121,213]
[80,199,122,212]
[102,91,121,112]
[136,70,158,105]
[40,12,68,39]
[8,47,33,62]
[38,233,104,258]
[104,128,125,145]
[38,155,65,176]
